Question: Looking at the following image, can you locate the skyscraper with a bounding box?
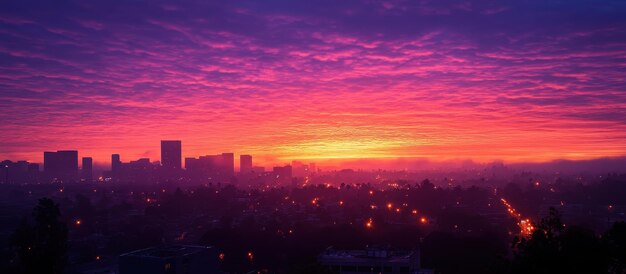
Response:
[240,155,252,174]
[221,153,234,177]
[82,157,93,182]
[44,150,78,182]
[161,140,182,170]
[112,154,121,173]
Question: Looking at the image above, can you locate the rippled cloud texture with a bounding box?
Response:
[1,0,626,166]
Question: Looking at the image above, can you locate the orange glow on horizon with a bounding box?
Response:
[5,108,626,169]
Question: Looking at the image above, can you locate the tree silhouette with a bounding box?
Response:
[10,198,68,274]
[509,207,612,274]
[606,222,626,273]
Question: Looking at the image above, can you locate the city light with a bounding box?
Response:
[365,218,373,229]
[501,198,535,237]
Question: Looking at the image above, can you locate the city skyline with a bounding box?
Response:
[2,0,626,167]
[4,140,626,173]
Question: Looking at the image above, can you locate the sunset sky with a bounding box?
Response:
[1,0,626,167]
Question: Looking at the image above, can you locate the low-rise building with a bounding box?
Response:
[318,247,433,274]
[119,245,220,274]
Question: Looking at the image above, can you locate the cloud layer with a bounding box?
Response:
[1,0,626,166]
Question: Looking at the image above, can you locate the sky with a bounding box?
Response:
[1,0,626,168]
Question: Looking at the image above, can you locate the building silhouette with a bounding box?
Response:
[273,165,292,185]
[1,160,39,184]
[240,154,252,174]
[221,153,234,178]
[185,153,234,183]
[81,157,93,182]
[111,154,121,180]
[161,140,182,170]
[43,150,78,182]
[112,154,121,173]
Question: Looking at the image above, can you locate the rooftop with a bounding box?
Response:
[119,245,212,259]
[319,247,415,263]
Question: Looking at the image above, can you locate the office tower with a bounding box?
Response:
[161,140,182,170]
[112,154,121,173]
[82,157,93,182]
[43,150,78,182]
[221,153,234,177]
[240,154,252,174]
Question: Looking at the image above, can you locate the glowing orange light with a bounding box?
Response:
[365,218,373,229]
[412,209,418,214]
[75,219,81,225]
[95,256,101,260]
[501,197,535,237]
[339,201,344,206]
[420,217,427,224]
[387,203,393,209]
[218,253,225,261]
[247,251,254,261]
[369,190,374,195]
[396,208,400,213]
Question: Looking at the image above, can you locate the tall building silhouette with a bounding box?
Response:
[161,140,182,170]
[44,150,78,182]
[240,155,252,174]
[82,157,93,182]
[221,153,234,177]
[112,154,121,173]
